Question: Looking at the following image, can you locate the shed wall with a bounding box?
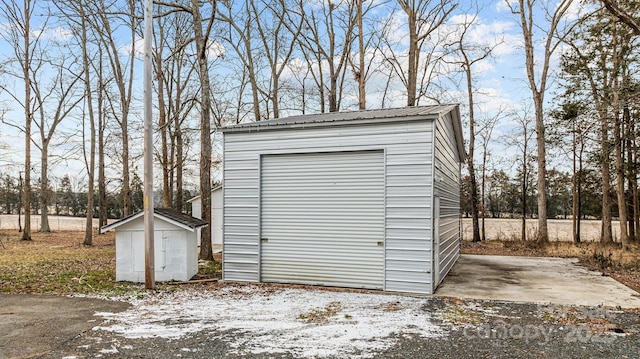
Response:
[114,217,198,283]
[223,120,436,293]
[433,112,462,290]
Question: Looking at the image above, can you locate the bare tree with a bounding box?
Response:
[390,0,456,106]
[157,0,218,260]
[444,6,501,242]
[218,0,263,120]
[32,53,84,232]
[250,0,303,118]
[504,105,535,241]
[506,0,578,243]
[86,0,138,217]
[297,0,357,112]
[153,8,198,210]
[477,110,502,241]
[0,0,46,241]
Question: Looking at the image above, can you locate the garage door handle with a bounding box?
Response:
[377,241,384,247]
[261,238,269,242]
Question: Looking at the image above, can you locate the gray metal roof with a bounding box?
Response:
[221,105,460,132]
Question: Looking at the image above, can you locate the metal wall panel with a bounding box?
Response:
[433,112,462,290]
[260,151,385,289]
[222,120,438,293]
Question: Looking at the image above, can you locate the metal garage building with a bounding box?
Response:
[221,105,465,294]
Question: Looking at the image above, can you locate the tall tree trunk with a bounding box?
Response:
[463,64,480,242]
[532,95,548,243]
[157,60,171,208]
[98,48,107,228]
[572,123,580,243]
[406,10,417,106]
[513,0,576,244]
[80,8,96,246]
[356,0,365,110]
[191,0,215,260]
[613,101,629,246]
[521,126,528,241]
[600,111,613,244]
[39,143,50,232]
[21,0,33,241]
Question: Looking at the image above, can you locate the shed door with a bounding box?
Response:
[260,150,385,289]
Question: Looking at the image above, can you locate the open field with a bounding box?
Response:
[1,215,620,242]
[462,218,622,242]
[0,214,113,232]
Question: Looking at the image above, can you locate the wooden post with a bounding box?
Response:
[143,0,155,289]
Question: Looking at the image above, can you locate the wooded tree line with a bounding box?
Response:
[0,172,196,219]
[0,0,638,257]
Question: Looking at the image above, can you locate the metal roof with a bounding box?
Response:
[221,104,466,162]
[100,208,208,234]
[221,105,459,132]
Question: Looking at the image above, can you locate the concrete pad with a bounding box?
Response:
[436,254,640,308]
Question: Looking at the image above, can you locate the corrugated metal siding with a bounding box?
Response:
[433,112,461,289]
[260,151,384,289]
[223,120,435,293]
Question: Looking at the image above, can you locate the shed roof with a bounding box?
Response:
[99,208,208,234]
[221,104,466,162]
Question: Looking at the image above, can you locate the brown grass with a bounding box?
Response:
[0,229,222,295]
[0,230,136,295]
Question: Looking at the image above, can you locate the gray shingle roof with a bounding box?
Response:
[100,207,208,233]
[221,104,459,132]
[154,208,208,229]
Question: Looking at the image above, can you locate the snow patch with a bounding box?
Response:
[94,285,444,358]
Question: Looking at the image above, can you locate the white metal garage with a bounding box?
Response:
[221,105,465,294]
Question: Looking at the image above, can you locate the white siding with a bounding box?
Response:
[191,188,223,246]
[115,227,197,282]
[223,120,436,292]
[433,112,462,290]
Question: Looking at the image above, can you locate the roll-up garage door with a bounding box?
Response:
[260,150,385,289]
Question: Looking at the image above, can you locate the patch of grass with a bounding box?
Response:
[299,301,343,323]
[198,260,222,277]
[440,305,483,325]
[0,230,140,296]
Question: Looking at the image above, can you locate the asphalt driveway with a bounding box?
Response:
[436,254,640,308]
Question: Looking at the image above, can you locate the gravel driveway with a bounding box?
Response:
[3,283,635,359]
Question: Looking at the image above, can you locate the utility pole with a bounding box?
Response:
[143,0,155,289]
[18,171,23,232]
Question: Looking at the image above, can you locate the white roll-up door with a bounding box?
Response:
[260,150,385,289]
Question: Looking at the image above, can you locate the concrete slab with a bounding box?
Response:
[436,254,640,308]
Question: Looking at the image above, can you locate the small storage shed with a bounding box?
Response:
[100,208,207,282]
[187,185,223,246]
[221,105,465,294]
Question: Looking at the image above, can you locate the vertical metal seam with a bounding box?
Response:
[430,118,438,294]
[258,154,263,282]
[382,148,387,291]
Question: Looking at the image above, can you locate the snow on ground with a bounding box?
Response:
[93,284,445,358]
